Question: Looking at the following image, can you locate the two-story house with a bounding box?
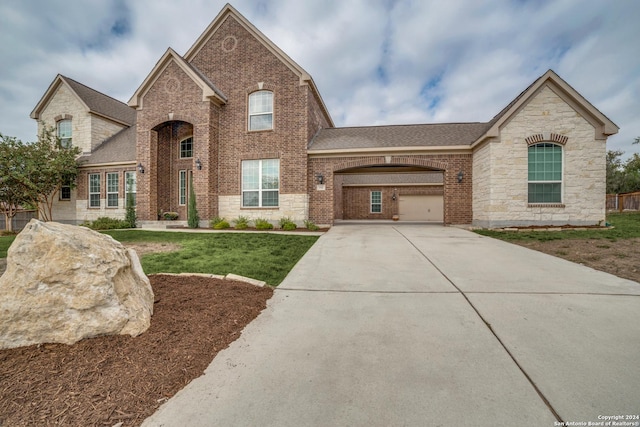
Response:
[31,4,618,228]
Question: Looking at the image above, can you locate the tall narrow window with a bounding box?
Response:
[179,170,187,205]
[242,159,279,207]
[180,137,193,158]
[125,171,136,207]
[107,173,119,208]
[57,119,72,148]
[528,143,562,203]
[89,173,101,208]
[60,179,71,200]
[371,191,382,213]
[248,91,273,131]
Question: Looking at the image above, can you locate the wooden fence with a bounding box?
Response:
[0,210,37,231]
[607,191,640,212]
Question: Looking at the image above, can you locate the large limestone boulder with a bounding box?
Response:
[0,219,154,349]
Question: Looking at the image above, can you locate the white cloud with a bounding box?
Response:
[1,0,638,158]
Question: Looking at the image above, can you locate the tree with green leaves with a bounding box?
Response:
[606,137,640,194]
[188,174,199,228]
[0,134,32,231]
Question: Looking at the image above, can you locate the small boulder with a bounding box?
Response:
[0,219,154,349]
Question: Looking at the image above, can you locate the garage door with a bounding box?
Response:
[398,195,443,221]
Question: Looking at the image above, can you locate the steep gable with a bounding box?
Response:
[184,3,333,126]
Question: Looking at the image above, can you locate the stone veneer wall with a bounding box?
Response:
[472,85,606,227]
[218,194,309,224]
[90,115,128,152]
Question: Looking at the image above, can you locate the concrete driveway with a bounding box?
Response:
[143,224,640,427]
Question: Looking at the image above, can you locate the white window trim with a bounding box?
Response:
[527,143,564,204]
[370,190,382,214]
[106,172,119,208]
[248,90,274,131]
[57,119,72,148]
[179,170,187,206]
[89,173,101,208]
[179,136,193,159]
[241,159,280,208]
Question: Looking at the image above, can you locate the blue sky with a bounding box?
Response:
[1,0,639,157]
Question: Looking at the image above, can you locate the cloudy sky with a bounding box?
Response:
[1,0,639,157]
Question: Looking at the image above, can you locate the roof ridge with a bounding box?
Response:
[326,122,488,131]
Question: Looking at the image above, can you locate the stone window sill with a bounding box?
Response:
[527,203,565,208]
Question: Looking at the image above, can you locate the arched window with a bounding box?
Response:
[57,119,72,148]
[248,90,273,131]
[180,136,193,158]
[528,143,562,203]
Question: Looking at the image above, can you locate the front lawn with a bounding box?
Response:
[0,235,16,258]
[104,230,318,286]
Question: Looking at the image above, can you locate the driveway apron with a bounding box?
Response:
[143,224,640,427]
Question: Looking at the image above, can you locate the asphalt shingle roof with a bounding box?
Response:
[62,76,136,126]
[308,122,490,151]
[79,126,136,165]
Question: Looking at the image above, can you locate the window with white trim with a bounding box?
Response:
[528,143,562,203]
[242,159,279,207]
[60,179,71,200]
[248,91,273,131]
[179,170,187,206]
[371,191,382,213]
[89,173,101,208]
[125,171,136,207]
[180,137,193,158]
[57,119,72,148]
[107,172,119,208]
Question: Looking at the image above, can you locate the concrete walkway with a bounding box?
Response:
[142,224,640,427]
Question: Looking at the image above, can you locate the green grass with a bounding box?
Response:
[104,230,318,286]
[474,211,640,242]
[0,235,16,258]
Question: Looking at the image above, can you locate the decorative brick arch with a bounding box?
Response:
[525,132,568,146]
[245,82,276,94]
[53,114,73,122]
[333,156,446,172]
[150,116,195,131]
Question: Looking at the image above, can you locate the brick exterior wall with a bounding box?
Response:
[75,166,137,223]
[342,186,443,220]
[309,154,472,225]
[472,85,606,227]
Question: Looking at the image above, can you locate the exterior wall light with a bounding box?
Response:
[137,163,145,174]
[195,158,202,170]
[457,170,464,183]
[316,173,324,184]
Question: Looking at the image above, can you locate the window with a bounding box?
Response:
[89,173,101,207]
[180,137,193,158]
[60,179,71,200]
[248,91,273,131]
[57,119,72,148]
[371,191,382,213]
[528,143,562,203]
[125,171,136,207]
[179,170,187,206]
[106,173,119,208]
[242,159,279,207]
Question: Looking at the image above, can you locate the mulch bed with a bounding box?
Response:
[0,275,273,427]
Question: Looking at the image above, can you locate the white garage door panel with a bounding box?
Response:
[398,195,443,221]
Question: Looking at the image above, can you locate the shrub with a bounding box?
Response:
[209,216,225,228]
[124,180,137,228]
[254,218,273,230]
[86,217,130,230]
[213,220,230,230]
[187,175,199,228]
[163,212,179,221]
[233,215,249,230]
[303,219,320,231]
[279,217,297,231]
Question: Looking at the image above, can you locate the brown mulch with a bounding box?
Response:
[510,237,640,284]
[0,275,273,427]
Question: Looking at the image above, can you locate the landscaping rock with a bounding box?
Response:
[0,219,154,349]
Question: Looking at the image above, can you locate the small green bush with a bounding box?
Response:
[234,215,249,230]
[254,218,273,230]
[303,219,320,231]
[213,220,230,230]
[163,212,179,221]
[86,217,130,230]
[279,217,297,231]
[209,216,225,228]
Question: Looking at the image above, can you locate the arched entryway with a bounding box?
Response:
[153,120,195,220]
[334,163,445,222]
